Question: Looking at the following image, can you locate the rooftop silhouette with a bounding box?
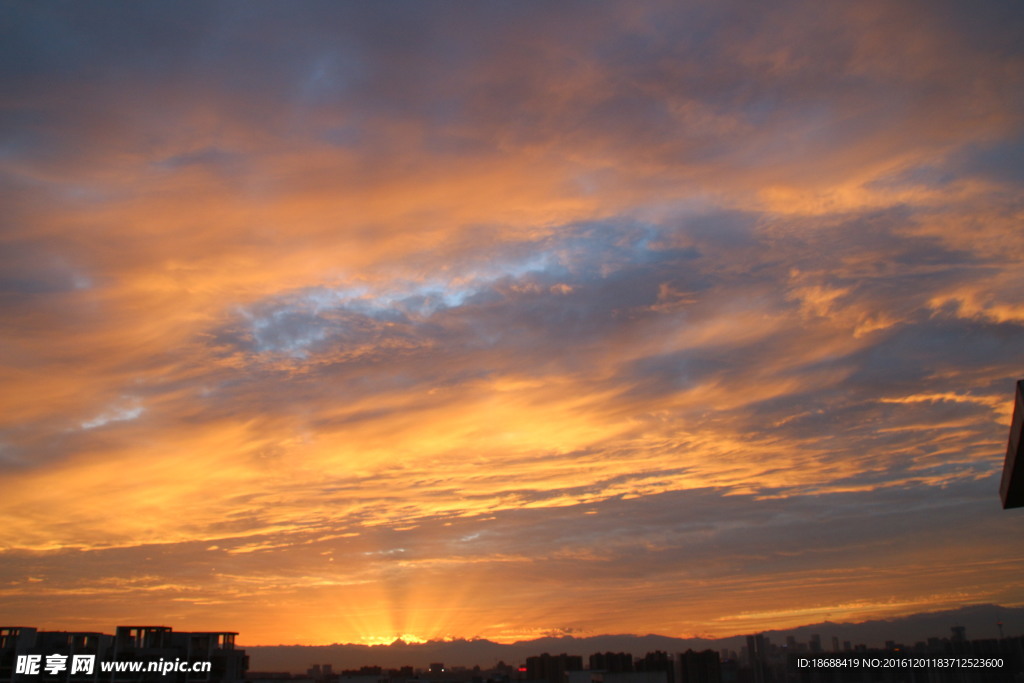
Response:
[1001,380,1024,509]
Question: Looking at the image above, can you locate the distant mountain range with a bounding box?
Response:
[244,604,1024,673]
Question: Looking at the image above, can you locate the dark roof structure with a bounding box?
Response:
[1000,380,1024,509]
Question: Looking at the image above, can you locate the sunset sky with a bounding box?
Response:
[2,0,1024,646]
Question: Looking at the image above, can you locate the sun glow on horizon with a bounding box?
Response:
[359,634,429,646]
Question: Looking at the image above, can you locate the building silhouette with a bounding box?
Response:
[677,650,719,683]
[744,635,769,683]
[0,625,246,683]
[587,653,632,673]
[525,654,583,683]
